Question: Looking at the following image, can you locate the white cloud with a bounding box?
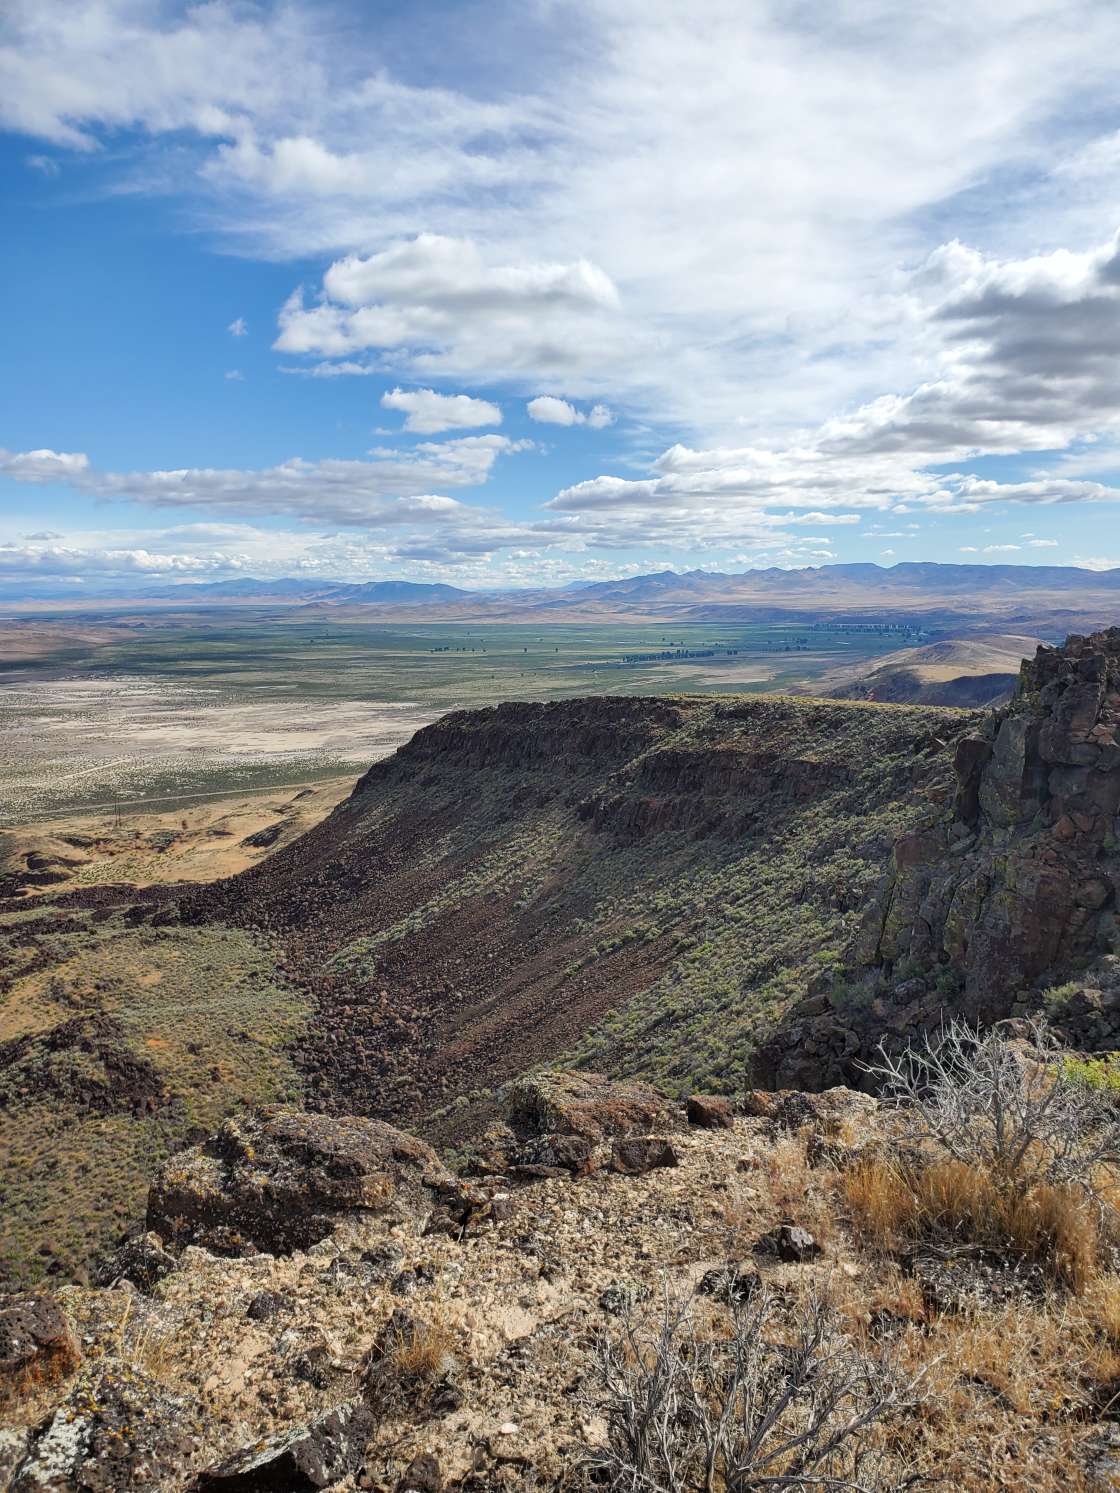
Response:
[819,232,1120,461]
[25,153,58,176]
[0,544,239,576]
[527,396,615,428]
[0,448,90,482]
[7,0,1120,435]
[280,360,377,378]
[0,437,530,533]
[228,316,247,337]
[274,235,629,384]
[1027,538,1059,547]
[224,369,244,381]
[381,387,502,434]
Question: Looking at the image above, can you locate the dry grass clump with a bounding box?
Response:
[362,1308,459,1419]
[586,1288,928,1491]
[844,1020,1120,1291]
[388,1317,457,1381]
[843,1155,1101,1290]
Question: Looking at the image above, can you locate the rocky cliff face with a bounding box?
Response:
[757,629,1120,1087]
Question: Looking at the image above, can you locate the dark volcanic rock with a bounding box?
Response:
[190,1400,374,1491]
[94,1232,178,1293]
[0,1294,79,1411]
[503,1071,671,1141]
[610,1136,679,1174]
[12,1359,202,1491]
[759,1224,822,1263]
[0,1015,167,1119]
[756,629,1120,1088]
[239,820,291,850]
[395,1453,442,1493]
[507,1133,599,1179]
[147,1108,450,1255]
[686,1094,734,1129]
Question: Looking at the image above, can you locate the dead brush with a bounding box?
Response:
[585,1287,930,1491]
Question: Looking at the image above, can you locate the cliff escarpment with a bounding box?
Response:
[759,628,1120,1086]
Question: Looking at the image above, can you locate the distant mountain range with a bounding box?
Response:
[3,560,1119,634]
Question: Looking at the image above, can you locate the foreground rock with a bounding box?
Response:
[11,1360,204,1491]
[148,1108,450,1255]
[0,1295,79,1412]
[190,1401,375,1492]
[502,1070,671,1140]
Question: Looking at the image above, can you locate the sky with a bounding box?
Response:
[3,0,1120,593]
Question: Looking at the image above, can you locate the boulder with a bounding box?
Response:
[507,1134,599,1179]
[686,1094,734,1129]
[12,1360,203,1492]
[503,1071,670,1140]
[147,1108,450,1255]
[610,1137,679,1175]
[190,1401,375,1492]
[94,1232,178,1293]
[741,1087,878,1131]
[0,1294,79,1412]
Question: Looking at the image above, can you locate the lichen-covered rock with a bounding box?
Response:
[508,1134,600,1179]
[741,1087,878,1131]
[190,1400,375,1491]
[147,1108,450,1255]
[12,1360,203,1491]
[0,1295,79,1413]
[93,1233,177,1293]
[503,1071,670,1140]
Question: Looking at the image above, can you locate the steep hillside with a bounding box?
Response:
[183,694,977,1129]
[2,691,976,1287]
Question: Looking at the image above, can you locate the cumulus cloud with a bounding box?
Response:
[820,232,1120,460]
[527,396,615,428]
[0,448,90,482]
[381,387,501,434]
[274,235,626,382]
[228,316,247,337]
[0,544,239,576]
[8,0,1120,434]
[0,437,532,534]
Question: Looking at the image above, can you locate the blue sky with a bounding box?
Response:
[2,0,1120,592]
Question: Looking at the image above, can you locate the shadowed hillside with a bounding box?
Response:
[182,694,978,1130]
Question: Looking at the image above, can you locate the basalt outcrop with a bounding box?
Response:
[147,1109,452,1257]
[757,629,1120,1087]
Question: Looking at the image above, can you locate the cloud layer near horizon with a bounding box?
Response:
[6,2,1120,583]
